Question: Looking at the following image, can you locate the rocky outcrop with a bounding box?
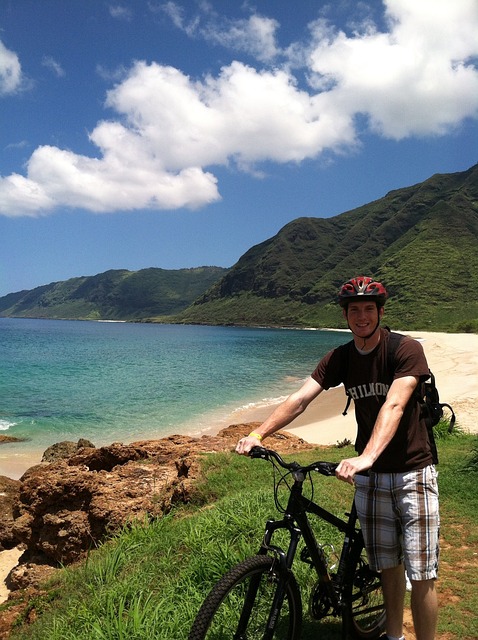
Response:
[0,436,26,444]
[0,477,20,552]
[1,425,312,594]
[40,438,95,463]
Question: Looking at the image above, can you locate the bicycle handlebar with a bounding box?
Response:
[249,446,338,477]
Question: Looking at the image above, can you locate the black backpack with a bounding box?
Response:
[339,331,456,464]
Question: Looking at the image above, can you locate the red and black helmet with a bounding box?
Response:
[338,276,388,307]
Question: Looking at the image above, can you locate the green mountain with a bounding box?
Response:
[2,165,477,330]
[176,164,478,331]
[0,267,229,321]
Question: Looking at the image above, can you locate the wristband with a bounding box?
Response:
[248,431,263,441]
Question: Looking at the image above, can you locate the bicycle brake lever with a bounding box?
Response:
[312,462,338,476]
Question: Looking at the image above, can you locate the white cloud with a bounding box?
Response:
[0,173,54,217]
[307,0,478,138]
[109,4,133,21]
[103,61,355,168]
[5,140,29,151]
[0,0,477,217]
[8,140,220,215]
[157,2,200,37]
[202,14,280,63]
[158,2,280,62]
[42,55,65,78]
[0,40,23,95]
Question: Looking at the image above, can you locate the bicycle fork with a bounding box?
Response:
[245,517,301,639]
[228,517,302,639]
[235,577,287,640]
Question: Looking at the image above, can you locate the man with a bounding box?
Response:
[236,276,439,640]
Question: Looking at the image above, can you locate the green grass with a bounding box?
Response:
[4,428,477,639]
[430,433,478,640]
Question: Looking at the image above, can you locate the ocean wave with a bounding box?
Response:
[0,419,16,431]
[233,396,289,412]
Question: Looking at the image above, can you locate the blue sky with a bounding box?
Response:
[1,0,477,297]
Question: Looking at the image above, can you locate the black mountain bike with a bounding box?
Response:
[189,446,386,640]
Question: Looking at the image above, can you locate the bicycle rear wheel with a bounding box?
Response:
[188,554,302,640]
[342,538,386,639]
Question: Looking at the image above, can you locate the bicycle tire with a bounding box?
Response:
[188,554,302,640]
[342,537,386,639]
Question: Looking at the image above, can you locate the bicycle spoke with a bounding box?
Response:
[343,543,386,639]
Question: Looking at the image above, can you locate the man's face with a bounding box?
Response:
[343,300,383,337]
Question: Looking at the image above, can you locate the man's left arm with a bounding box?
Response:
[336,375,419,484]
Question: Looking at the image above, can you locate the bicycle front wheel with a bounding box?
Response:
[342,538,386,639]
[188,554,302,640]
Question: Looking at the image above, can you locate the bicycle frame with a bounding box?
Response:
[189,448,386,640]
[257,466,363,617]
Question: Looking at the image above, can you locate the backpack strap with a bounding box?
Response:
[342,392,353,417]
[337,340,354,416]
[384,327,406,376]
[443,404,456,433]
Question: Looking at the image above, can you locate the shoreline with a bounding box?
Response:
[1,330,477,604]
[1,330,477,480]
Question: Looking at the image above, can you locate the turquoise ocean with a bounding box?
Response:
[0,318,349,477]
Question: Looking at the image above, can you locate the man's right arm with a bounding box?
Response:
[235,376,324,455]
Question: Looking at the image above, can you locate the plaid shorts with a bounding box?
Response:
[354,465,440,580]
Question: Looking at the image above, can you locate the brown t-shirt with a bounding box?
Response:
[311,328,432,472]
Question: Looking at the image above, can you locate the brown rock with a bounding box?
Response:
[67,442,148,470]
[6,424,312,590]
[6,558,57,592]
[214,423,312,452]
[41,438,95,463]
[0,476,21,551]
[0,436,27,444]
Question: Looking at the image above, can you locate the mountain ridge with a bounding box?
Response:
[0,266,229,321]
[177,164,478,330]
[1,164,477,331]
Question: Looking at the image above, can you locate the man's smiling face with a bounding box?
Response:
[344,300,384,339]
